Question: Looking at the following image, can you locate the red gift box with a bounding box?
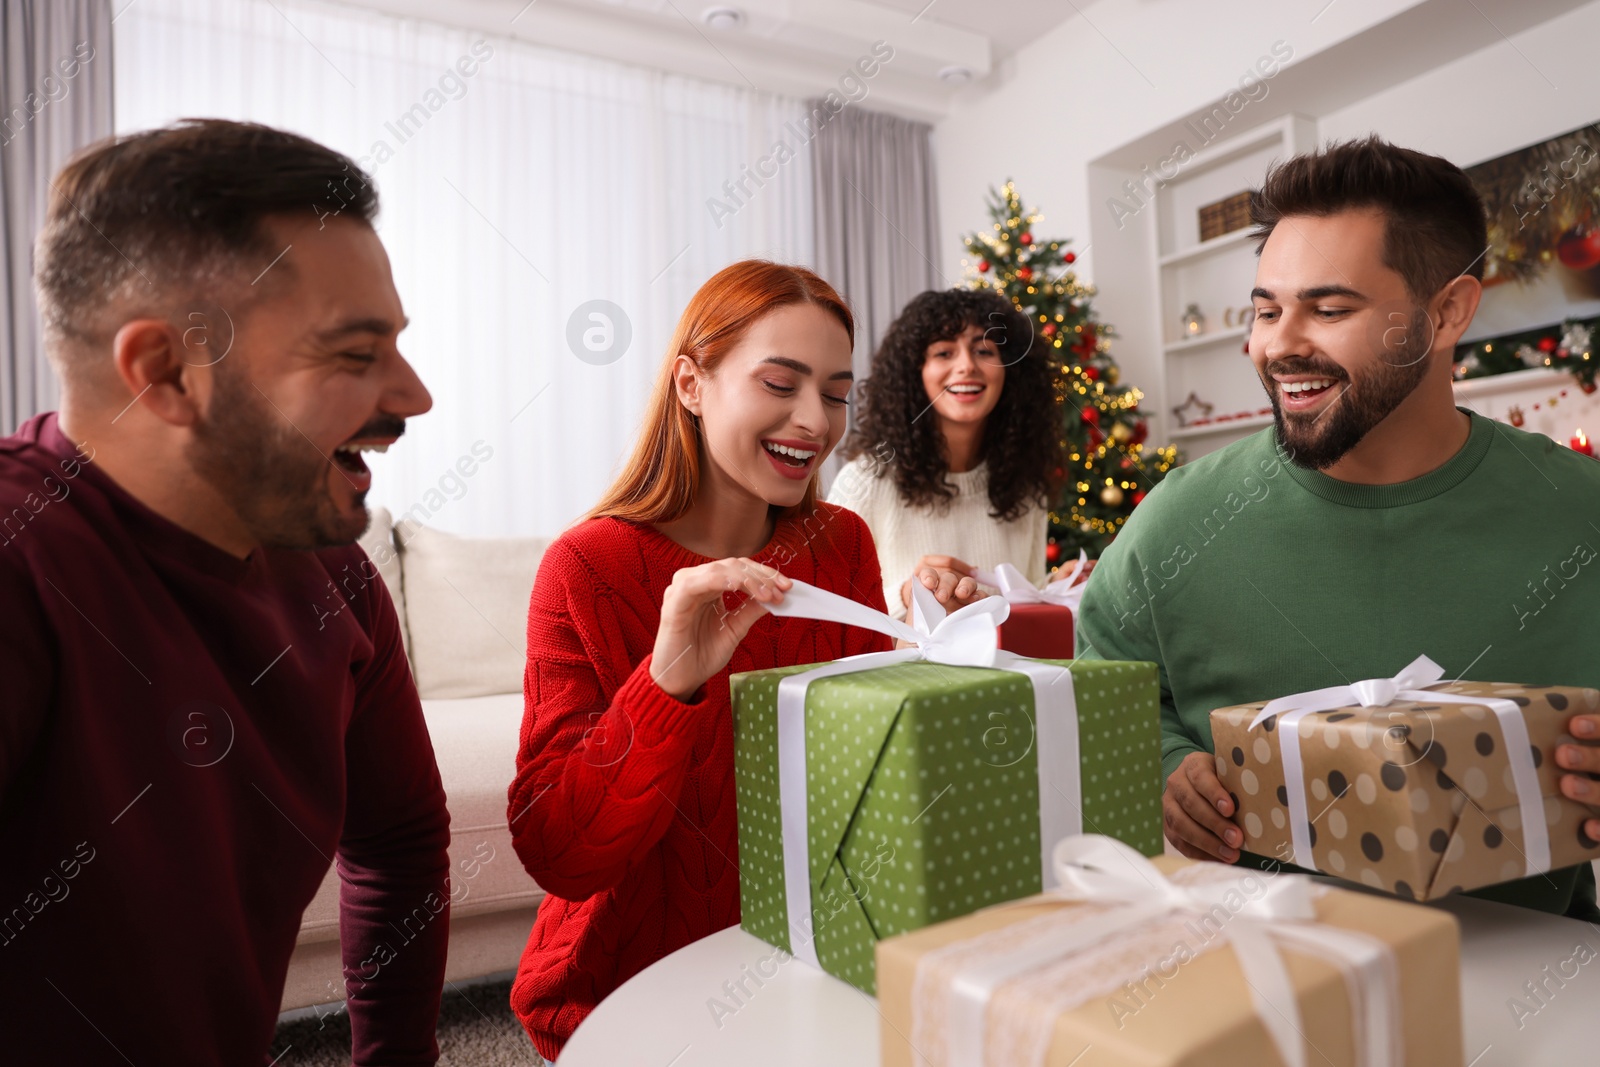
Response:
[996,602,1074,659]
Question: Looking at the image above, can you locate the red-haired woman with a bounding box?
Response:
[505,261,965,1060]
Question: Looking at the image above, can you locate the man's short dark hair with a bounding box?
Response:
[34,118,377,387]
[1249,135,1488,303]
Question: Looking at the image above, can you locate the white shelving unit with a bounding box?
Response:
[1146,114,1319,458]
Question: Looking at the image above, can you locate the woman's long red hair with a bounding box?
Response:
[585,260,854,525]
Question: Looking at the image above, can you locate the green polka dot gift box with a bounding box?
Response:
[730,657,1162,994]
[1211,675,1600,902]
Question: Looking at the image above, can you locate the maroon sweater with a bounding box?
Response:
[0,414,451,1065]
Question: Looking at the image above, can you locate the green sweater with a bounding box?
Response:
[1078,410,1600,918]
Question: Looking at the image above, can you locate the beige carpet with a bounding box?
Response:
[272,977,548,1066]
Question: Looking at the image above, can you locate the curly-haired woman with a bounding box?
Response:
[827,287,1068,618]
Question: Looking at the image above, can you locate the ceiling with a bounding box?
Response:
[345,0,1084,120]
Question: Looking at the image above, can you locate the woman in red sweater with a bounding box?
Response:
[506,260,960,1060]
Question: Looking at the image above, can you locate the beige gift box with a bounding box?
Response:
[1211,681,1600,900]
[876,855,1461,1067]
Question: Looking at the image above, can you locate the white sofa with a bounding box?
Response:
[280,509,550,1011]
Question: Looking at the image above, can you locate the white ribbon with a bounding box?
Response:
[971,549,1089,612]
[925,834,1400,1067]
[1251,654,1549,877]
[766,579,1081,968]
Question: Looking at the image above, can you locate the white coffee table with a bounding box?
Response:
[561,894,1600,1066]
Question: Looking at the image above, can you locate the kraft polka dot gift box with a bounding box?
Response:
[730,658,1162,994]
[1211,669,1600,901]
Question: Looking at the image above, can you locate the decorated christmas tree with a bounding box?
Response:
[962,182,1180,559]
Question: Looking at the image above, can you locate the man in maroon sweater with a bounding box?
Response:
[0,120,450,1064]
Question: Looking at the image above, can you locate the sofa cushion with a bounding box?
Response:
[356,507,410,658]
[396,520,548,699]
[296,692,541,943]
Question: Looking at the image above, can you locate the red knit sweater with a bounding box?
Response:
[506,505,891,1058]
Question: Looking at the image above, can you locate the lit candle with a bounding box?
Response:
[1572,430,1593,456]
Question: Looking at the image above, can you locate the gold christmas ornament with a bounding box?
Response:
[1100,484,1125,507]
[1110,423,1132,443]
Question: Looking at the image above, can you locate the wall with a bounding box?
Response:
[932,0,1429,286]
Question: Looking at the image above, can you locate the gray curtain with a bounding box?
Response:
[1,0,113,436]
[810,103,942,485]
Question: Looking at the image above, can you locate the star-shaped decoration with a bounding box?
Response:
[1171,392,1215,428]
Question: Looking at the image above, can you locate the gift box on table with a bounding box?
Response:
[731,579,1162,993]
[877,835,1462,1067]
[994,604,1075,660]
[1211,655,1600,901]
[968,558,1086,661]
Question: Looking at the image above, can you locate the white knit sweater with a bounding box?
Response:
[825,455,1049,620]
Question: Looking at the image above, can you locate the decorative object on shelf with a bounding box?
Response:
[1557,225,1600,271]
[962,182,1180,553]
[1196,189,1252,242]
[1562,320,1594,358]
[1182,405,1275,431]
[1221,306,1255,329]
[1453,312,1600,391]
[1468,120,1600,286]
[1180,303,1205,336]
[1170,391,1214,428]
[1571,430,1593,456]
[1508,405,1525,427]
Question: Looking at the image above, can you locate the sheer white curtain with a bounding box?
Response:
[114,0,814,537]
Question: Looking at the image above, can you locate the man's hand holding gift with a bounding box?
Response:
[1163,750,1243,864]
[1558,712,1600,845]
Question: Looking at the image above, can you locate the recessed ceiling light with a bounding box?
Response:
[938,65,973,85]
[701,6,744,30]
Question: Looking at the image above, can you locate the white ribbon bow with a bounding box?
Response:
[971,549,1089,612]
[765,579,1082,967]
[924,835,1400,1067]
[1251,654,1549,877]
[774,573,1012,666]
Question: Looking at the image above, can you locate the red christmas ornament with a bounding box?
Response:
[1131,490,1146,506]
[1082,366,1100,380]
[1017,267,1034,281]
[1132,422,1149,445]
[1087,427,1105,448]
[1538,336,1558,354]
[1081,406,1101,426]
[1045,541,1060,563]
[977,260,991,273]
[1019,232,1033,246]
[1119,458,1133,470]
[1043,322,1056,336]
[1556,226,1600,271]
[1583,381,1599,395]
[1063,252,1076,264]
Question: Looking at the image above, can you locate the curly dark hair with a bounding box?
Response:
[845,288,1065,522]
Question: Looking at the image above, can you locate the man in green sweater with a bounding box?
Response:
[1078,135,1600,919]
